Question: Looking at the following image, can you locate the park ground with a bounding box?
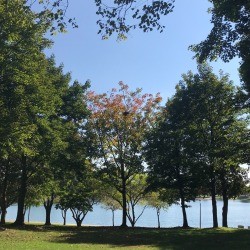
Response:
[0,224,250,249]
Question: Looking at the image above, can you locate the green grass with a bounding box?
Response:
[0,224,250,249]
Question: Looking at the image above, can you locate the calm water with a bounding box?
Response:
[6,199,250,228]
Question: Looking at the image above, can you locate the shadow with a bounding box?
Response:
[3,224,250,250]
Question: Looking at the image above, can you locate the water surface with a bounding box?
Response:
[6,199,250,228]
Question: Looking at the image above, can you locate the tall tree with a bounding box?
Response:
[171,64,249,227]
[145,103,199,228]
[0,0,60,226]
[87,82,161,227]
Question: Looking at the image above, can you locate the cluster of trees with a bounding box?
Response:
[0,0,91,226]
[0,0,249,229]
[145,64,249,228]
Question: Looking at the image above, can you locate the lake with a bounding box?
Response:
[6,199,250,228]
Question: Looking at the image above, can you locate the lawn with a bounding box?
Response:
[0,224,250,250]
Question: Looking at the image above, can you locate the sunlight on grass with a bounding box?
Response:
[0,224,250,250]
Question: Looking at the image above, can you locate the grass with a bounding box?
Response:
[0,224,250,250]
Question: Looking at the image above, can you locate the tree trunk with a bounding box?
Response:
[44,194,55,226]
[112,210,114,227]
[157,209,160,228]
[131,204,135,227]
[63,210,67,226]
[180,194,188,228]
[76,219,82,227]
[222,195,228,227]
[1,160,10,225]
[45,206,52,226]
[0,177,8,225]
[0,207,7,225]
[14,155,27,226]
[28,206,31,223]
[211,179,218,228]
[121,170,127,227]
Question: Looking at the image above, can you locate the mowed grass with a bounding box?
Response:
[0,224,250,250]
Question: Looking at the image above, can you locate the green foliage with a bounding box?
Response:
[172,64,249,226]
[191,0,250,94]
[95,0,175,40]
[145,64,249,227]
[57,176,100,227]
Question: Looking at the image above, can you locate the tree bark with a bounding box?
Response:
[0,206,7,225]
[180,193,188,228]
[157,209,160,228]
[131,204,135,227]
[44,193,55,226]
[0,163,9,225]
[27,206,31,223]
[14,155,27,226]
[222,194,228,227]
[63,209,67,226]
[76,220,82,227]
[211,179,218,228]
[0,159,11,225]
[112,210,114,227]
[121,166,127,227]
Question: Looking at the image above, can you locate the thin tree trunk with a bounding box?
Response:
[0,163,9,225]
[28,206,31,223]
[121,169,127,227]
[180,194,188,228]
[210,131,218,228]
[222,195,228,227]
[14,155,27,226]
[112,210,114,227]
[63,210,67,226]
[211,179,218,228]
[131,204,135,227]
[157,209,160,228]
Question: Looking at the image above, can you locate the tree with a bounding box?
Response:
[101,197,121,227]
[170,64,249,227]
[125,174,149,227]
[146,190,173,228]
[57,171,100,227]
[191,1,250,95]
[29,0,174,39]
[145,105,200,228]
[100,184,122,227]
[100,174,149,227]
[95,0,175,40]
[40,78,90,226]
[87,82,162,227]
[0,1,64,226]
[59,184,94,227]
[0,157,19,224]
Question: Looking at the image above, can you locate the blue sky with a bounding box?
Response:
[46,0,241,103]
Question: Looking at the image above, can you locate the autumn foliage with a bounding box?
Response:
[87,81,162,226]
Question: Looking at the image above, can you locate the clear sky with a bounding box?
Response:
[45,0,241,103]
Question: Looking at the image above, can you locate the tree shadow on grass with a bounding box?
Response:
[50,226,250,250]
[4,224,250,250]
